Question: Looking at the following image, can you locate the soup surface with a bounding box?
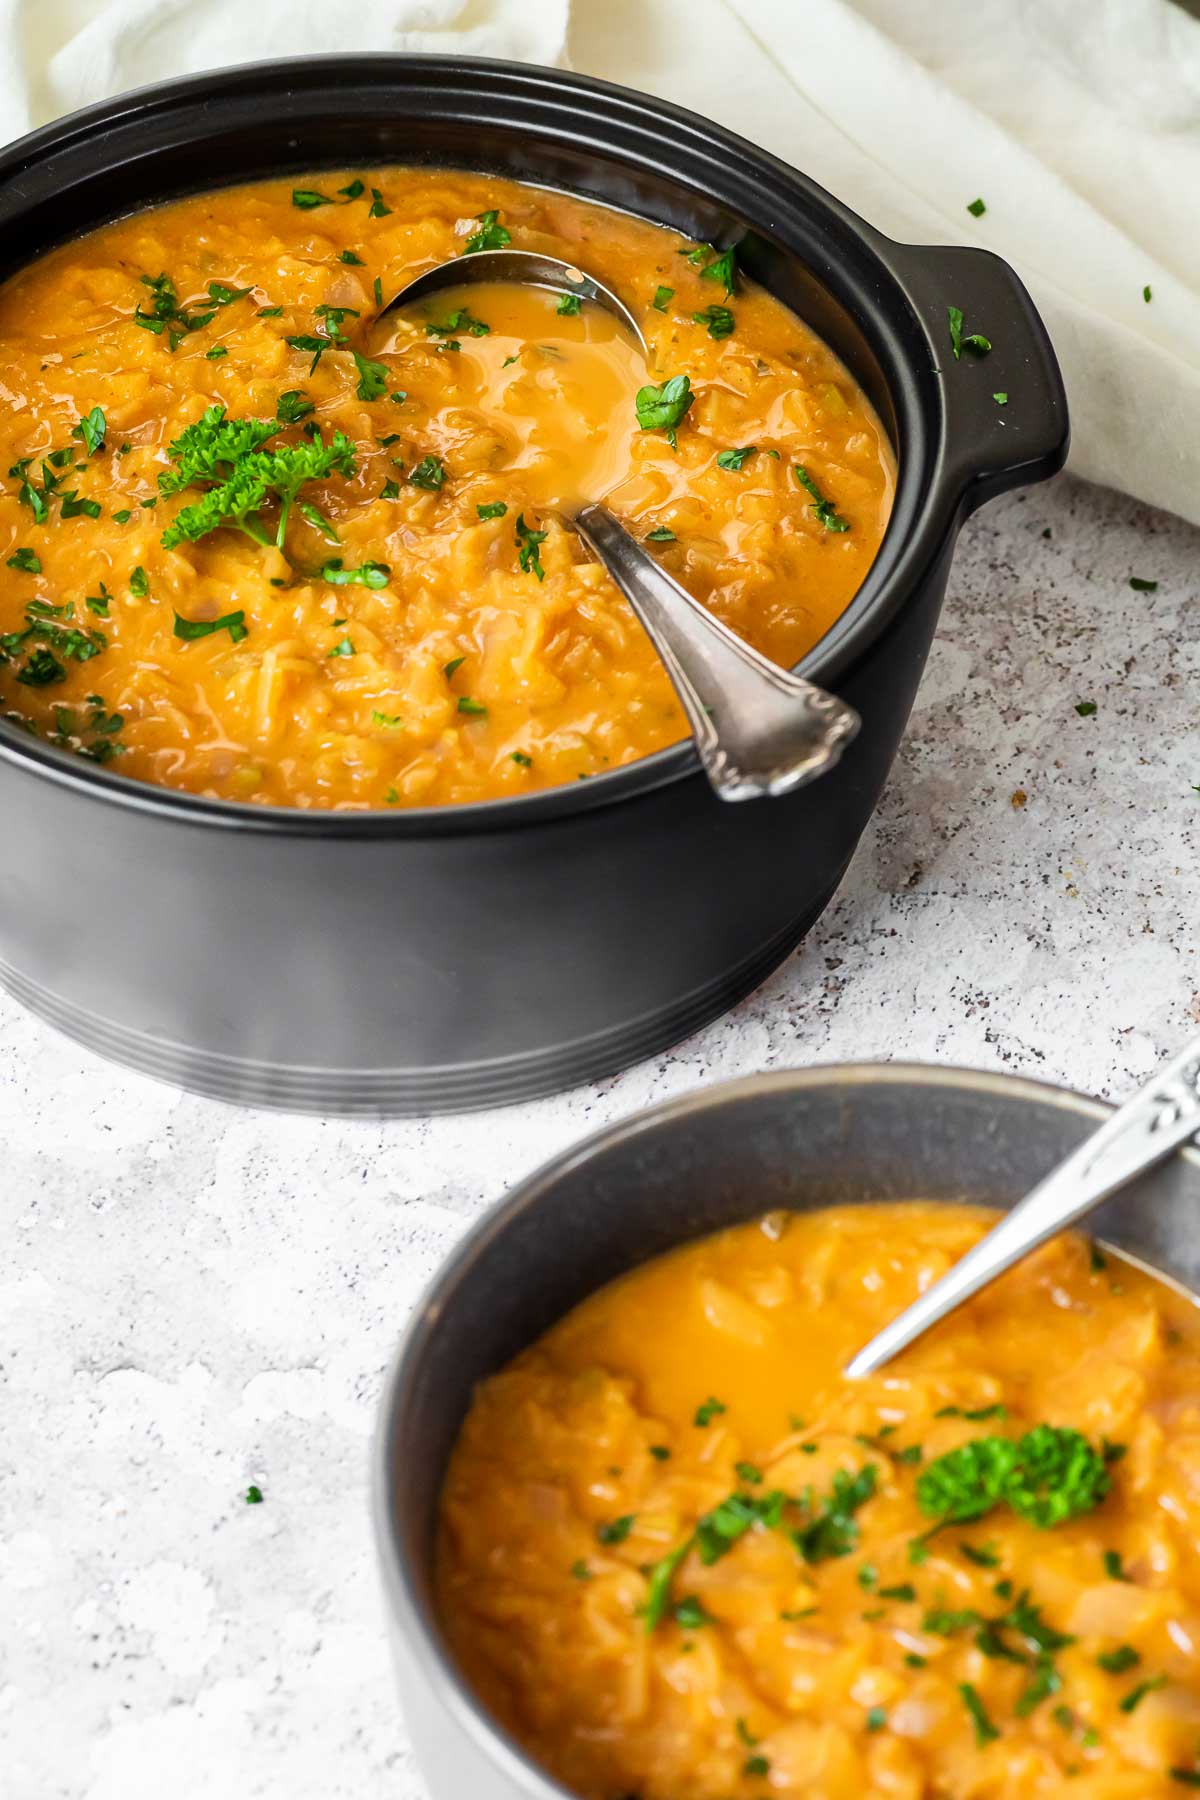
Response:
[0,171,894,809]
[437,1204,1200,1798]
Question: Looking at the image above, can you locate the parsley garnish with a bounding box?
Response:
[320,559,390,588]
[1144,285,1153,303]
[948,304,992,359]
[372,710,402,727]
[716,445,756,470]
[206,346,228,360]
[597,1514,635,1545]
[368,187,391,218]
[15,649,66,686]
[635,374,694,447]
[569,1559,591,1581]
[934,1404,1007,1421]
[457,696,487,718]
[794,1465,877,1563]
[646,526,676,542]
[112,510,132,523]
[865,1707,886,1733]
[967,197,987,217]
[328,636,355,657]
[1098,1645,1140,1674]
[693,304,734,340]
[73,407,106,455]
[515,514,548,581]
[381,479,401,500]
[292,189,332,209]
[510,750,532,768]
[339,250,364,266]
[476,501,508,520]
[735,1461,763,1484]
[794,464,849,531]
[60,492,101,520]
[339,180,365,200]
[917,1425,1110,1529]
[694,1396,726,1427]
[993,391,1008,405]
[7,549,39,573]
[245,1485,264,1504]
[879,1582,916,1601]
[1104,1549,1131,1582]
[1119,1675,1167,1714]
[959,1682,1000,1746]
[86,585,111,616]
[129,566,150,598]
[463,209,512,254]
[158,405,355,552]
[1129,576,1158,592]
[556,293,582,316]
[743,1751,769,1774]
[134,273,217,350]
[673,1594,714,1630]
[408,455,446,491]
[960,1541,1000,1567]
[426,308,490,341]
[352,351,389,401]
[173,609,247,643]
[277,391,314,424]
[700,245,737,295]
[652,284,674,311]
[1075,700,1097,717]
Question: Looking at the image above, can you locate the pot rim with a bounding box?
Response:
[0,54,1057,838]
[371,1059,1200,1800]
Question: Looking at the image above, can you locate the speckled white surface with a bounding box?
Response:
[2,472,1198,1799]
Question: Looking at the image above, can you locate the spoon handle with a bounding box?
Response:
[575,504,860,802]
[845,1034,1200,1379]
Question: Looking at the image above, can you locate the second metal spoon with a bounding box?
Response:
[846,1033,1200,1378]
[376,250,860,802]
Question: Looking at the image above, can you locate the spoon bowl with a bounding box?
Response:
[375,251,861,802]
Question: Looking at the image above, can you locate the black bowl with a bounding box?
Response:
[372,1065,1200,1800]
[0,58,1068,1114]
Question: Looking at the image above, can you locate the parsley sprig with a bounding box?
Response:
[158,404,355,552]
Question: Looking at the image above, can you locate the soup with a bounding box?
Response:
[0,171,894,809]
[437,1204,1200,1797]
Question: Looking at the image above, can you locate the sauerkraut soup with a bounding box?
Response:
[437,1204,1200,1798]
[0,171,894,810]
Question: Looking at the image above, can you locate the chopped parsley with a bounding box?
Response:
[1104,1549,1131,1582]
[133,273,218,350]
[320,559,390,588]
[1144,285,1153,303]
[374,277,384,308]
[652,285,674,311]
[328,637,355,658]
[597,1514,635,1545]
[245,1485,263,1504]
[742,1751,770,1775]
[339,179,365,200]
[646,526,676,542]
[635,374,694,447]
[794,1465,877,1563]
[348,350,388,402]
[694,1396,726,1427]
[1129,576,1158,592]
[15,649,66,686]
[206,346,228,360]
[275,390,314,424]
[673,1594,714,1630]
[879,1583,917,1602]
[443,657,465,678]
[556,293,582,315]
[463,209,512,254]
[86,585,111,616]
[960,1541,1001,1567]
[112,510,132,524]
[408,455,446,491]
[368,187,391,218]
[570,1559,591,1581]
[6,549,39,573]
[794,464,849,531]
[917,1426,1111,1530]
[959,1682,1000,1746]
[1119,1675,1167,1714]
[700,245,737,295]
[381,479,401,500]
[948,304,992,359]
[476,501,508,520]
[1075,700,1097,716]
[934,1404,1007,1421]
[865,1707,886,1734]
[716,445,756,470]
[129,566,150,598]
[372,710,402,728]
[993,391,1008,405]
[967,197,987,217]
[693,303,735,340]
[457,696,487,718]
[60,492,102,520]
[515,514,548,581]
[426,308,490,342]
[292,189,333,209]
[173,609,247,643]
[1098,1645,1140,1674]
[339,250,364,266]
[649,1444,670,1460]
[72,407,106,455]
[735,1461,763,1485]
[510,750,533,769]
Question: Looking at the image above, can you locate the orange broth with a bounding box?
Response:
[0,171,894,808]
[437,1203,1200,1798]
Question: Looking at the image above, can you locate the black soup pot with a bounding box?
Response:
[373,1066,1200,1799]
[0,59,1069,1114]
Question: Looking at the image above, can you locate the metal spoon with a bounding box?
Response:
[845,1032,1200,1378]
[375,250,860,802]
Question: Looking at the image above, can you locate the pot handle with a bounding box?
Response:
[888,241,1070,517]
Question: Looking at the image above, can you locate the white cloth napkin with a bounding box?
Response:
[1,0,1196,524]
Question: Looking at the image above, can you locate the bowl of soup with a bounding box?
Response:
[0,59,1067,1112]
[374,1064,1200,1798]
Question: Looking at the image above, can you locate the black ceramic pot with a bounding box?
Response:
[0,58,1068,1114]
[372,1065,1200,1799]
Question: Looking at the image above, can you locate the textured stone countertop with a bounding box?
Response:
[3,472,1198,1799]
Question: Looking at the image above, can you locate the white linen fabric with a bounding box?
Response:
[0,0,1195,522]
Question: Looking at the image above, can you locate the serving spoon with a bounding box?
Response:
[375,250,860,802]
[845,1032,1200,1378]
